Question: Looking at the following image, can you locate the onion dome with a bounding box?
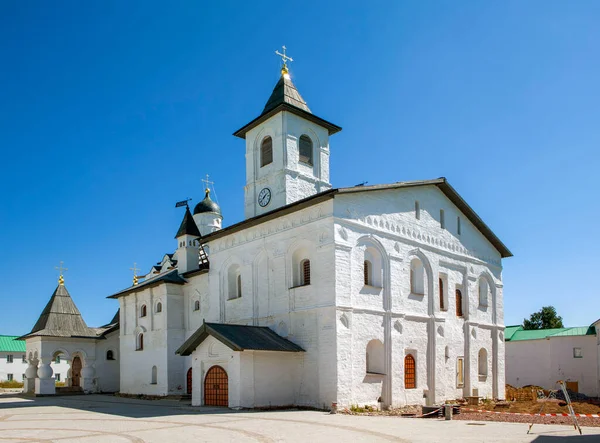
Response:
[193,189,221,216]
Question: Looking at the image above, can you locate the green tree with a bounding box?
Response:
[523,306,564,330]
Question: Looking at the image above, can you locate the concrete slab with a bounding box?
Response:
[0,393,599,442]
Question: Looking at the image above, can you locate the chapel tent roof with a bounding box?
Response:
[504,325,596,342]
[233,73,341,139]
[19,284,98,340]
[0,335,26,352]
[200,178,513,258]
[107,269,186,299]
[176,322,305,356]
[175,206,201,238]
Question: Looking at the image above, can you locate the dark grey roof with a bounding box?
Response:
[193,189,221,216]
[109,309,120,325]
[175,206,201,238]
[233,74,342,139]
[176,322,305,356]
[201,178,513,258]
[19,284,98,340]
[262,74,311,115]
[107,269,186,299]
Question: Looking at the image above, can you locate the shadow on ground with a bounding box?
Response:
[0,393,257,419]
[533,435,600,442]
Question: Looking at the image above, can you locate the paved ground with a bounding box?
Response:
[1,394,599,442]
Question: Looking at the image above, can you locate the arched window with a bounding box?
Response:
[151,365,157,384]
[299,135,313,165]
[155,302,162,313]
[136,334,144,351]
[106,350,115,361]
[301,259,311,286]
[140,305,147,318]
[227,265,241,300]
[410,258,425,295]
[404,354,416,389]
[194,300,200,311]
[439,278,445,310]
[478,278,489,307]
[364,260,372,286]
[478,348,488,377]
[260,136,273,167]
[456,289,463,317]
[366,340,384,374]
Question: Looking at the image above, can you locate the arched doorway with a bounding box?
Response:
[204,365,228,406]
[187,368,193,395]
[71,356,82,387]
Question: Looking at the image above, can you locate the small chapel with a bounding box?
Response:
[20,50,512,409]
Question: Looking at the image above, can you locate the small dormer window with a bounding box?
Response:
[261,136,273,167]
[299,135,313,166]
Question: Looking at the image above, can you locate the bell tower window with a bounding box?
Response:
[299,135,313,166]
[260,136,273,167]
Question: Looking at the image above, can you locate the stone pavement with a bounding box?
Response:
[0,394,599,442]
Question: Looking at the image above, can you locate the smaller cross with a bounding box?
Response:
[55,261,68,285]
[275,45,293,73]
[130,262,140,286]
[201,174,214,193]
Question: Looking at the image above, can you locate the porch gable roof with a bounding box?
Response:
[175,322,305,356]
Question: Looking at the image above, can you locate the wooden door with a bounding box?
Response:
[187,368,193,395]
[71,356,82,387]
[204,366,228,406]
[566,381,579,393]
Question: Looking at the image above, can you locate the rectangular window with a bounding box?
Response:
[55,356,60,364]
[55,373,61,381]
[7,374,13,381]
[7,355,13,363]
[22,374,26,381]
[573,347,583,358]
[440,209,445,229]
[415,201,420,220]
[457,357,464,387]
[22,355,26,363]
[457,216,461,235]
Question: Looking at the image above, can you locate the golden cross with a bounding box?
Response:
[130,262,140,286]
[275,45,293,73]
[55,261,68,285]
[201,174,214,193]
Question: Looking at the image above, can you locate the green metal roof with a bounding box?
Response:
[505,326,596,342]
[0,335,26,352]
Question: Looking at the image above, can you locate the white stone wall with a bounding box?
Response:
[94,331,120,392]
[119,283,186,396]
[333,185,505,407]
[206,199,338,408]
[1,351,71,383]
[506,336,598,396]
[243,111,331,219]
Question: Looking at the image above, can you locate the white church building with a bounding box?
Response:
[20,57,512,409]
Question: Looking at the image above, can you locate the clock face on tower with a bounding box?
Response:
[258,188,272,207]
[258,188,271,208]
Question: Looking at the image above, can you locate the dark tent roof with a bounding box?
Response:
[233,73,341,139]
[176,322,305,356]
[262,74,311,115]
[19,283,98,340]
[175,206,201,238]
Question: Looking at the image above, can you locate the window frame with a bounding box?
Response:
[136,333,144,351]
[456,288,464,317]
[404,354,416,389]
[194,300,200,311]
[457,357,465,387]
[260,136,273,167]
[298,134,314,166]
[6,355,13,364]
[300,259,311,286]
[140,305,147,318]
[155,302,162,313]
[573,347,583,358]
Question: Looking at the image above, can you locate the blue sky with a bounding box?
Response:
[1,1,598,334]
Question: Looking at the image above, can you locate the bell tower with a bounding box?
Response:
[233,47,342,219]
